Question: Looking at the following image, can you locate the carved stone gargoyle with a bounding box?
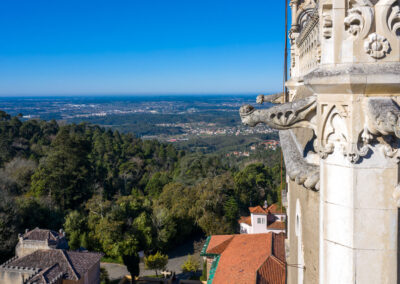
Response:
[364,98,400,139]
[240,95,317,131]
[239,95,319,191]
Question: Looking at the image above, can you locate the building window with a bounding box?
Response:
[257,218,265,224]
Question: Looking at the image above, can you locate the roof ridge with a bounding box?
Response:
[211,236,234,252]
[60,250,79,280]
[269,254,286,268]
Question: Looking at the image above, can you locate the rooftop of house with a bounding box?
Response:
[20,228,65,242]
[249,206,268,215]
[248,203,285,216]
[267,220,286,231]
[201,233,285,284]
[238,216,285,231]
[1,249,102,283]
[238,216,252,226]
[267,203,284,214]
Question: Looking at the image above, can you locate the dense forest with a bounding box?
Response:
[0,110,283,278]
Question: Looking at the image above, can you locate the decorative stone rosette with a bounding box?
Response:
[364,33,390,59]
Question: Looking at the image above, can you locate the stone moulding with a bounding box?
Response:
[239,96,317,130]
[279,130,320,191]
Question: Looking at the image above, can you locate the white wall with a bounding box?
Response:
[250,214,268,234]
[240,223,251,234]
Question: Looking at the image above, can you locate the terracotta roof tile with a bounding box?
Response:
[267,203,284,214]
[268,221,286,231]
[206,235,234,255]
[208,233,285,284]
[272,233,286,263]
[238,216,252,226]
[207,237,234,255]
[249,206,268,215]
[257,256,285,284]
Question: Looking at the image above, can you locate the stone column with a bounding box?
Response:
[308,66,400,283]
[320,146,398,283]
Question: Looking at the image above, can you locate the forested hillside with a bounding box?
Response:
[0,110,283,275]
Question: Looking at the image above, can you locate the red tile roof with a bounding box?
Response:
[257,256,285,284]
[238,216,252,226]
[268,221,286,231]
[249,206,268,214]
[206,233,286,284]
[207,235,234,254]
[272,233,286,263]
[267,203,284,214]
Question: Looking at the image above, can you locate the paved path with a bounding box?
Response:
[101,262,129,280]
[101,237,205,280]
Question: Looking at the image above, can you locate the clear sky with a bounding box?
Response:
[0,0,286,96]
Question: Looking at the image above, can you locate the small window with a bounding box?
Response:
[257,218,262,224]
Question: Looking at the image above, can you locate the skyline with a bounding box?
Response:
[0,1,287,96]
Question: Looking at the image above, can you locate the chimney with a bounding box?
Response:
[25,229,29,234]
[59,229,64,236]
[263,200,268,209]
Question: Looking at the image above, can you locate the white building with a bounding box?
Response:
[239,203,286,234]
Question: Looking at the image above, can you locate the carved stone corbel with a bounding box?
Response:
[239,96,317,130]
[280,130,320,191]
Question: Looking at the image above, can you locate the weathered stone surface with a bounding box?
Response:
[279,130,319,191]
[240,96,317,130]
[240,0,400,282]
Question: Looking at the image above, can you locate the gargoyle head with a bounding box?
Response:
[239,105,257,126]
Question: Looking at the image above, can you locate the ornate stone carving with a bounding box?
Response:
[319,104,347,158]
[364,97,400,138]
[344,0,374,38]
[256,93,284,104]
[345,136,370,163]
[279,130,320,191]
[364,33,390,59]
[318,103,370,163]
[239,96,317,130]
[240,97,320,191]
[388,3,400,37]
[376,136,399,159]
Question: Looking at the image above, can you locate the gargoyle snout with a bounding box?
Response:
[239,105,257,126]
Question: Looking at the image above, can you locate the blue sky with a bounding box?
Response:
[0,0,286,96]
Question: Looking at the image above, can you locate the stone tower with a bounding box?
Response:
[240,0,400,283]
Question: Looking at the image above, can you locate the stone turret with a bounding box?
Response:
[240,0,400,283]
